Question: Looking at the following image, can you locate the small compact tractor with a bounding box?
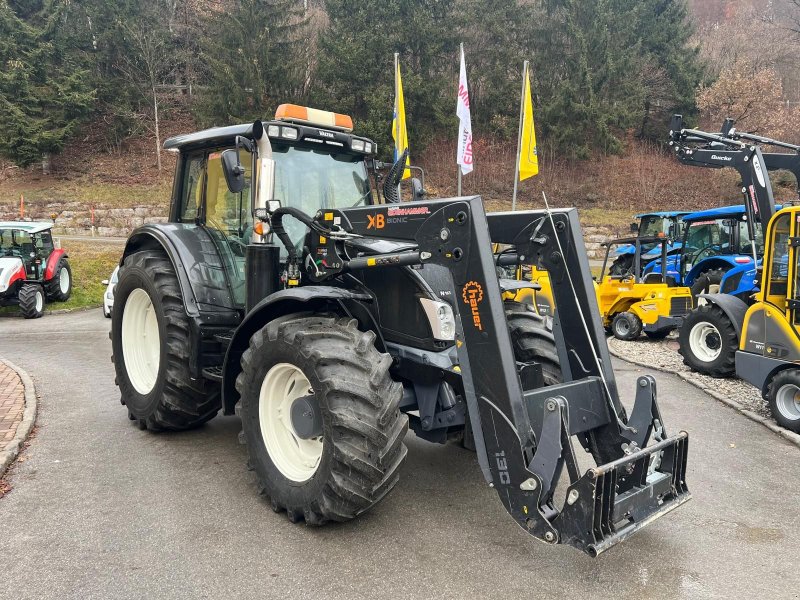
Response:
[111,105,691,556]
[0,222,71,318]
[597,237,693,340]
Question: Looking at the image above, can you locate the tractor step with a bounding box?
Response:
[201,365,223,382]
[554,432,690,556]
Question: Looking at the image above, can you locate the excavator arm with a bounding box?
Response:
[297,196,690,555]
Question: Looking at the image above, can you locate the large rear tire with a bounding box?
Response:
[45,258,72,302]
[236,314,408,524]
[678,304,737,377]
[111,250,220,430]
[18,284,45,319]
[609,254,634,278]
[505,300,563,385]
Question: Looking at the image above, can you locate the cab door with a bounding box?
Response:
[742,211,800,361]
[201,149,253,308]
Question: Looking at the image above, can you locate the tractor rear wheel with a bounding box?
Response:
[45,258,72,302]
[690,268,726,301]
[611,311,642,340]
[111,250,220,430]
[609,254,634,278]
[767,370,800,433]
[18,284,45,319]
[678,304,737,377]
[236,314,408,524]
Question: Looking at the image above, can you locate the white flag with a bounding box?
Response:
[456,45,474,175]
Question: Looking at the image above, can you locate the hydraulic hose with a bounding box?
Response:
[270,206,331,264]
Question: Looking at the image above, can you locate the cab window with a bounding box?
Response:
[179,153,205,223]
[768,213,791,300]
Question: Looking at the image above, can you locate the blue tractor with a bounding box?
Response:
[608,210,688,277]
[643,204,764,300]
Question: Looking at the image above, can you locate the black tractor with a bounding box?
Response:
[111,104,690,556]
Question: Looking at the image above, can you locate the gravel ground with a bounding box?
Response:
[607,334,771,419]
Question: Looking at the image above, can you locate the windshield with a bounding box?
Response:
[0,229,32,257]
[640,215,683,239]
[272,144,371,247]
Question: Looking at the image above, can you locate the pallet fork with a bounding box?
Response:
[297,196,690,555]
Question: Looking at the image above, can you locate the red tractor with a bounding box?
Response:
[0,222,72,318]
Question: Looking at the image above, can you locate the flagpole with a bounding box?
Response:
[394,52,402,201]
[457,43,464,197]
[511,60,528,212]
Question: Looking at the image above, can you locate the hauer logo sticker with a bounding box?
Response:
[462,281,484,331]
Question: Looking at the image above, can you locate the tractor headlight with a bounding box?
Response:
[267,125,280,137]
[351,139,365,152]
[419,298,456,341]
[281,127,298,140]
[364,142,373,154]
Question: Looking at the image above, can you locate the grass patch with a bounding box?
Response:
[0,179,169,208]
[0,239,121,316]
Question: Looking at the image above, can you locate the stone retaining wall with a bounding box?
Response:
[1,201,618,258]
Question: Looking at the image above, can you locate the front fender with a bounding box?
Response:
[221,287,378,415]
[684,257,739,287]
[696,293,749,337]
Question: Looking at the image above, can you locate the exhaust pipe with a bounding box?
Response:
[252,120,275,244]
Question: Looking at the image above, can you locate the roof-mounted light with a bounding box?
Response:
[275,104,353,132]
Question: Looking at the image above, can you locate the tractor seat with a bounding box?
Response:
[643,273,664,284]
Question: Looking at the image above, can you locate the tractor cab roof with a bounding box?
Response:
[634,211,691,219]
[601,235,671,247]
[163,105,376,156]
[0,221,53,234]
[681,204,787,222]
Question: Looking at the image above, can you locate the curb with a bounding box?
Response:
[0,358,38,477]
[607,341,800,450]
[0,304,101,319]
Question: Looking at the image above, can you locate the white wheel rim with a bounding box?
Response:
[35,290,43,313]
[59,266,69,294]
[121,288,160,395]
[689,321,721,362]
[259,362,323,482]
[776,383,800,421]
[615,319,630,336]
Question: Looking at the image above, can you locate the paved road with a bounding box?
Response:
[1,310,799,599]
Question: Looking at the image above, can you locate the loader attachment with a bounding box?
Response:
[303,196,691,555]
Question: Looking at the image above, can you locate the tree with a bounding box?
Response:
[195,0,309,126]
[0,1,94,169]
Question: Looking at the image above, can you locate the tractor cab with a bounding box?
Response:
[161,105,379,309]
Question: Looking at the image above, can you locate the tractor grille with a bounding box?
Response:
[670,296,691,316]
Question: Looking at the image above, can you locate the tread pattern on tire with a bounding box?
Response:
[612,311,643,341]
[678,304,737,377]
[18,284,44,319]
[112,250,220,431]
[45,258,71,302]
[504,300,562,385]
[690,268,726,299]
[236,315,408,525]
[766,369,800,433]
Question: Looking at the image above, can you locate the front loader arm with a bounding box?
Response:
[301,197,690,555]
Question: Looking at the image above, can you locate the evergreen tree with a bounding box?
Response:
[0,1,94,168]
[195,0,309,126]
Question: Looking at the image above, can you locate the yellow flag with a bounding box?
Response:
[518,70,538,181]
[392,55,411,179]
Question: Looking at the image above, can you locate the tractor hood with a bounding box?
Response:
[0,256,24,293]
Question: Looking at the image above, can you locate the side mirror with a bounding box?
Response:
[630,222,639,233]
[411,177,425,201]
[102,279,109,285]
[221,149,246,194]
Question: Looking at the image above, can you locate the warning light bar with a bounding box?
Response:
[275,104,353,132]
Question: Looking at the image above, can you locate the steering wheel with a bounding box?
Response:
[689,243,720,263]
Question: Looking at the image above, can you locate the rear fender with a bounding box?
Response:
[695,292,748,337]
[220,287,381,415]
[44,248,67,280]
[684,257,739,287]
[121,224,238,317]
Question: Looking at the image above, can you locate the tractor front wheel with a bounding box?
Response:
[678,305,737,377]
[18,284,45,319]
[767,370,800,433]
[611,311,642,340]
[236,314,408,524]
[45,258,72,302]
[505,301,562,385]
[690,268,726,301]
[111,250,220,430]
